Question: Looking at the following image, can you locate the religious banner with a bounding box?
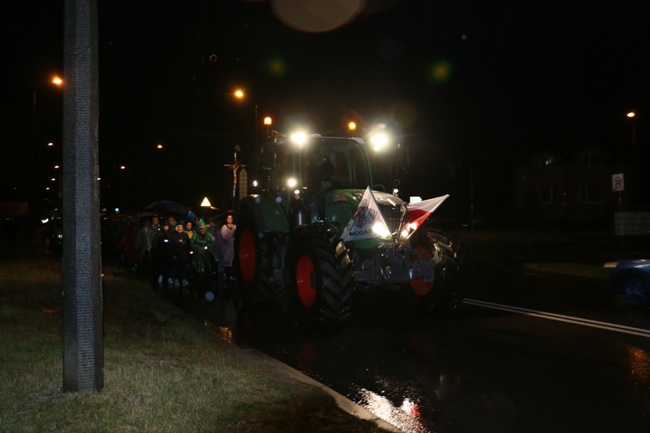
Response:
[341,186,390,241]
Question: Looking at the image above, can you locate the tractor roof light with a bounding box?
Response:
[370,132,390,152]
[289,131,309,149]
[367,122,400,152]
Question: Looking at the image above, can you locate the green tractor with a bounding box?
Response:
[234,132,466,325]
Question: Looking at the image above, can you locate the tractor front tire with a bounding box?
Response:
[287,228,354,325]
[405,228,467,314]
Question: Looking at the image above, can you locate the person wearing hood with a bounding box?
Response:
[169,223,191,288]
[191,219,214,277]
[153,220,172,287]
[184,220,195,240]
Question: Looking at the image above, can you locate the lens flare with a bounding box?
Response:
[428,59,452,83]
[271,0,364,33]
[266,55,287,78]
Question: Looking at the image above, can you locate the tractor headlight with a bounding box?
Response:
[372,221,391,238]
[400,222,418,239]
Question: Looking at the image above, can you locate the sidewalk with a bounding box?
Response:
[458,227,645,280]
[523,261,611,279]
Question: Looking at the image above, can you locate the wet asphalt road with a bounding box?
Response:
[174,230,650,433]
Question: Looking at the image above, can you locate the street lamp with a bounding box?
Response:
[232,87,269,146]
[627,111,636,146]
[232,89,276,196]
[30,75,63,215]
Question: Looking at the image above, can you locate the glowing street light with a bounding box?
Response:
[627,111,637,146]
[30,74,63,210]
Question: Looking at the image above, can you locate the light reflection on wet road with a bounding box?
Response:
[165,268,650,433]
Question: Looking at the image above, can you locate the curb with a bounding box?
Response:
[235,345,404,433]
[523,262,610,279]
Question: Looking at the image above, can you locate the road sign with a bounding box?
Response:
[612,173,625,192]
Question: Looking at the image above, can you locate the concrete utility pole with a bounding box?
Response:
[62,0,103,392]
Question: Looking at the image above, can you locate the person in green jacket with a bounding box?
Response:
[191,219,215,278]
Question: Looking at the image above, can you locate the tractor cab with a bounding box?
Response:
[266,135,374,226]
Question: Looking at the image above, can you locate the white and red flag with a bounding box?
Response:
[341,186,391,241]
[406,194,449,229]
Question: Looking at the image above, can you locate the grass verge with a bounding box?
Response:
[0,252,392,433]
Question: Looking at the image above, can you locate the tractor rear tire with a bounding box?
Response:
[287,228,354,325]
[235,205,275,302]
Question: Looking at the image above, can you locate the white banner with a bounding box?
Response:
[341,187,390,241]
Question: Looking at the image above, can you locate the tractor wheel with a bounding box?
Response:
[405,227,467,313]
[235,205,273,301]
[287,228,354,325]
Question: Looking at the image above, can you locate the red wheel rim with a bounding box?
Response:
[296,254,317,308]
[239,228,256,284]
[410,246,433,296]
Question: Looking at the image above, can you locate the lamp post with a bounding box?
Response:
[232,88,273,147]
[624,111,640,206]
[231,88,274,197]
[627,111,636,146]
[30,75,63,217]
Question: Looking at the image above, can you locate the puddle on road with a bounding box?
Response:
[161,283,519,433]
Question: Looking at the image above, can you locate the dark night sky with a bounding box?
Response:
[2,0,649,212]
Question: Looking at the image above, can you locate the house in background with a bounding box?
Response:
[514,148,627,225]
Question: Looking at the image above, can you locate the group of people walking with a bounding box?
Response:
[132,213,236,292]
